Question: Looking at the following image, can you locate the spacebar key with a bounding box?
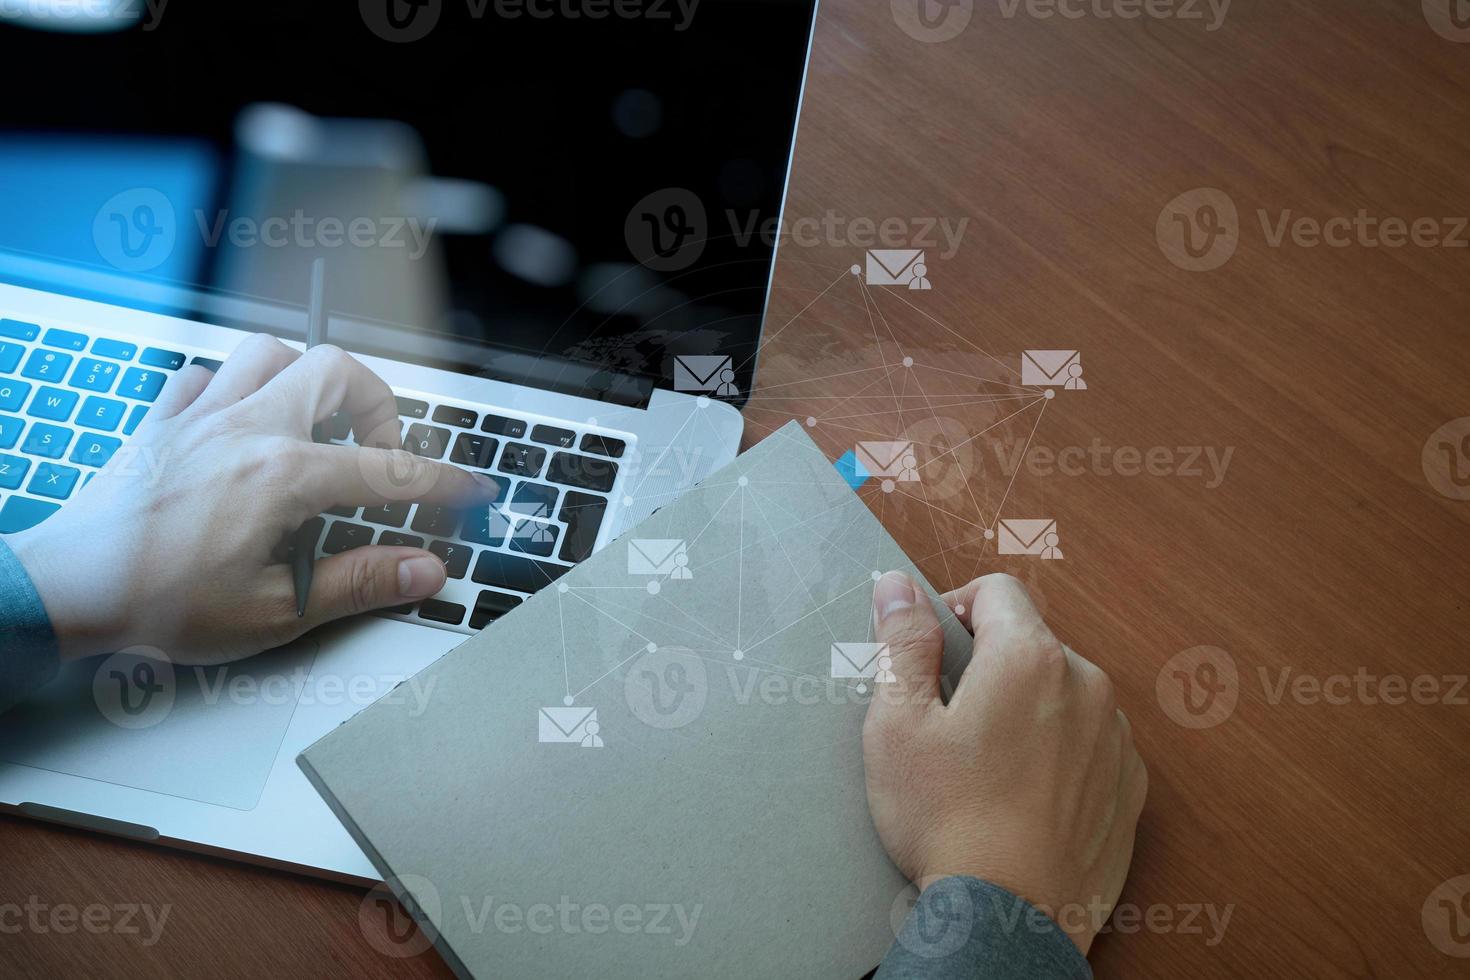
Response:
[471,550,570,594]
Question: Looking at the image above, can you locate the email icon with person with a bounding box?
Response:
[1021,350,1085,388]
[996,519,1060,558]
[538,705,602,747]
[673,354,740,397]
[627,539,692,579]
[855,441,920,483]
[831,642,890,679]
[865,249,929,289]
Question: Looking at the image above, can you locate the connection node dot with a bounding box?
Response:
[646,642,658,653]
[955,604,967,617]
[738,476,749,487]
[647,580,661,595]
[806,416,817,427]
[696,395,711,408]
[562,695,575,706]
[903,356,914,367]
[871,570,883,581]
[557,582,570,593]
[983,528,995,540]
[1043,389,1056,400]
[850,264,862,276]
[856,683,869,695]
[623,496,635,508]
[881,479,896,494]
[733,650,745,661]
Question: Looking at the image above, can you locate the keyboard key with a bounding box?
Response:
[361,501,411,528]
[410,504,461,538]
[461,509,512,546]
[42,328,88,352]
[481,414,527,439]
[0,496,59,533]
[418,599,467,626]
[77,396,126,432]
[558,491,608,564]
[326,504,358,518]
[510,519,558,558]
[191,356,223,372]
[545,451,618,493]
[508,481,558,519]
[0,453,30,490]
[471,550,569,595]
[21,349,72,382]
[323,521,375,554]
[28,462,81,499]
[530,424,577,449]
[580,433,626,459]
[405,422,451,459]
[139,347,186,370]
[449,433,499,469]
[69,434,122,468]
[0,379,30,412]
[0,414,23,450]
[118,368,166,402]
[0,342,23,374]
[497,442,546,478]
[395,396,429,419]
[469,590,523,629]
[22,422,72,459]
[0,319,40,342]
[91,338,137,360]
[432,404,478,428]
[68,358,120,393]
[122,404,149,435]
[428,540,472,579]
[28,386,78,422]
[378,531,425,549]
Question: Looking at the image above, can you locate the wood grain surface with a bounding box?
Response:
[4,1,1469,977]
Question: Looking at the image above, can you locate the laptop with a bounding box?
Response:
[0,0,821,881]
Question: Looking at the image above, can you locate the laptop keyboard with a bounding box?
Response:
[0,317,631,635]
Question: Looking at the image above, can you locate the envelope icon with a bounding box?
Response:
[997,519,1057,557]
[831,642,889,679]
[628,539,688,575]
[1021,350,1080,387]
[866,249,925,287]
[673,354,737,395]
[856,441,919,482]
[539,706,597,744]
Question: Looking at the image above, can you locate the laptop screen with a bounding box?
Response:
[0,0,820,405]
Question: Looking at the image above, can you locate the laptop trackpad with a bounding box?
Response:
[0,642,317,811]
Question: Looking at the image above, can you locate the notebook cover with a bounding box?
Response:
[298,421,975,978]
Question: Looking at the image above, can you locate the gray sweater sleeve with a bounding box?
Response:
[0,537,59,715]
[876,877,1092,980]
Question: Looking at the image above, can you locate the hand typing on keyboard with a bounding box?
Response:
[5,334,501,666]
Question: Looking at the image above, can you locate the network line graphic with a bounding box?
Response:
[535,258,1081,750]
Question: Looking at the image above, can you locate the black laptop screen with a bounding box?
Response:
[0,0,820,404]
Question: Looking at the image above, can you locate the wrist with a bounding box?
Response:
[8,523,133,663]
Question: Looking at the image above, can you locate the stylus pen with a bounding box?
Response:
[291,258,328,617]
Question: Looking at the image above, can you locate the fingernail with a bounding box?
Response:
[398,556,445,599]
[472,473,505,502]
[873,571,916,626]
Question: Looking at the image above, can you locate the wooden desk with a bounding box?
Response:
[4,1,1469,976]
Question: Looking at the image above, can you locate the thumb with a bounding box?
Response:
[301,547,447,628]
[868,571,946,715]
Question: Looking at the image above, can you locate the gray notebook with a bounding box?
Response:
[299,421,975,978]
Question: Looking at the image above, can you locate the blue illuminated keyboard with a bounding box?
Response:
[0,317,629,634]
